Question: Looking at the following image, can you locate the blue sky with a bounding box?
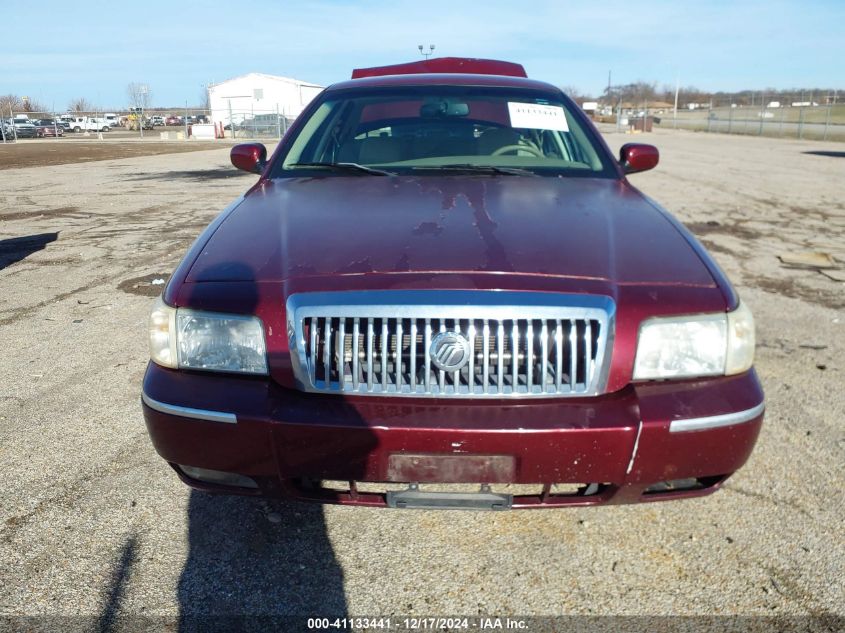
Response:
[3,0,842,110]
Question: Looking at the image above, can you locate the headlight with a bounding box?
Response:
[148,297,267,375]
[633,302,755,380]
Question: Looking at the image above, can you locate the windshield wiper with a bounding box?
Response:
[289,162,395,176]
[411,164,536,176]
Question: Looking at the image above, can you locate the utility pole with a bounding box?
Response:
[673,73,679,129]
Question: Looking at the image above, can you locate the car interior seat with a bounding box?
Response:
[358,137,404,164]
[477,127,523,155]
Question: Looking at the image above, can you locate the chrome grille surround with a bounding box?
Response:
[286,290,615,398]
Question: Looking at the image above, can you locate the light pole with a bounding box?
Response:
[418,44,435,59]
[138,84,148,139]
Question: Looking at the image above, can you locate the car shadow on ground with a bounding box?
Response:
[802,150,845,158]
[177,493,347,631]
[126,169,255,182]
[148,260,376,630]
[0,232,58,270]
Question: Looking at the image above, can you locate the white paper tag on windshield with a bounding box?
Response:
[507,102,569,132]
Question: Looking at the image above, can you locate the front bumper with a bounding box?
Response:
[142,363,764,508]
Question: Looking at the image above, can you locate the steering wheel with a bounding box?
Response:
[491,144,544,157]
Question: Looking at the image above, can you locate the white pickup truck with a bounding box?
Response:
[59,115,112,133]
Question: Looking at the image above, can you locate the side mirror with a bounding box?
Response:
[619,143,659,174]
[231,143,267,174]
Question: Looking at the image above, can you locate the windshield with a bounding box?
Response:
[276,86,615,177]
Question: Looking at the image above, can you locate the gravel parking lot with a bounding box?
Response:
[0,131,843,629]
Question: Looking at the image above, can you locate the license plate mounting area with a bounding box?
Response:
[386,483,512,510]
[386,453,516,483]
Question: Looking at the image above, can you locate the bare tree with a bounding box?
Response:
[0,94,24,114]
[127,82,152,110]
[560,85,587,102]
[603,81,660,106]
[21,97,48,113]
[68,97,95,112]
[199,87,210,110]
[0,94,48,115]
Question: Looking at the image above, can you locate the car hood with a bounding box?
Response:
[186,175,715,287]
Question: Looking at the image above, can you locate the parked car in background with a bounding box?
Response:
[7,117,38,138]
[58,115,80,130]
[150,115,166,126]
[165,116,181,126]
[142,58,763,510]
[34,119,64,137]
[91,117,112,132]
[60,116,111,132]
[59,116,88,132]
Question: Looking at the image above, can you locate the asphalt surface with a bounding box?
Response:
[0,131,843,630]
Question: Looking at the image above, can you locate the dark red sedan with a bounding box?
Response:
[34,120,64,137]
[143,58,763,510]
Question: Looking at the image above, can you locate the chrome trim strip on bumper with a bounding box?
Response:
[669,401,765,433]
[141,393,237,424]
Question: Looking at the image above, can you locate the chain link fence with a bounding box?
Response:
[6,97,842,145]
[1,105,298,143]
[219,110,296,140]
[605,95,844,142]
[1,108,212,142]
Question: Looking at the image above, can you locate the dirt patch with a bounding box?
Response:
[0,206,89,222]
[698,238,738,256]
[685,220,764,241]
[0,141,227,170]
[118,273,171,296]
[747,274,844,310]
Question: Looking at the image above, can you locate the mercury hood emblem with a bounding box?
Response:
[430,331,471,372]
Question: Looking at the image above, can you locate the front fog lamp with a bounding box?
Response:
[148,297,268,375]
[633,303,755,380]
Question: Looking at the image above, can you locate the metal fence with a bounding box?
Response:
[610,98,845,142]
[219,109,297,140]
[0,108,213,142]
[6,98,843,145]
[0,106,299,143]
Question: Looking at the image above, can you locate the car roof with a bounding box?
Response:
[327,72,562,93]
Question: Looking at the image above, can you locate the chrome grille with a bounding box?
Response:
[287,291,614,398]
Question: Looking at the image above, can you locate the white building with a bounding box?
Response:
[208,72,323,126]
[580,101,599,114]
